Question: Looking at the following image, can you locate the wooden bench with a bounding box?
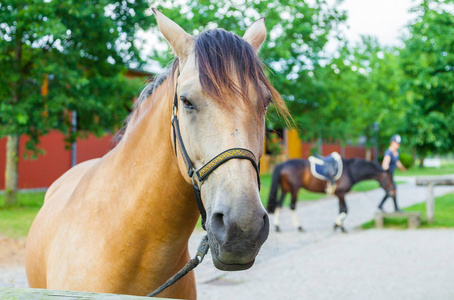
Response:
[0,287,168,299]
[416,177,454,223]
[375,212,421,229]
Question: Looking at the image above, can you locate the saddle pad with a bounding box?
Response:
[308,152,343,181]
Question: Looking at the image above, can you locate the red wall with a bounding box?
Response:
[344,146,367,159]
[300,142,374,160]
[0,131,113,190]
[322,144,342,156]
[76,133,113,163]
[301,143,313,159]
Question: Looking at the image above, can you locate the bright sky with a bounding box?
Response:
[338,0,420,47]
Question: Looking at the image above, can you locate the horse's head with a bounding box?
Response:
[153,9,289,271]
[378,169,396,197]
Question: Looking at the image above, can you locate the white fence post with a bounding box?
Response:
[426,181,435,223]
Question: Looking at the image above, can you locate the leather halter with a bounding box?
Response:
[171,81,261,230]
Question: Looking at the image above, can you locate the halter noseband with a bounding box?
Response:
[171,80,261,230]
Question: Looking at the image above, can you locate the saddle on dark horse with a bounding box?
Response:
[308,152,343,194]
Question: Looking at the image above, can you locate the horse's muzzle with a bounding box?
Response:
[207,208,269,271]
[212,255,255,271]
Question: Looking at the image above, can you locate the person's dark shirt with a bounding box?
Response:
[384,148,399,173]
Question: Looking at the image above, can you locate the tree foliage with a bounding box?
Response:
[297,36,405,147]
[0,0,150,151]
[398,0,454,157]
[1,0,453,165]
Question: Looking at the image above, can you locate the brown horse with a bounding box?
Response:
[266,158,395,232]
[25,10,289,299]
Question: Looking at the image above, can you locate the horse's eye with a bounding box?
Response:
[264,96,272,110]
[180,96,195,110]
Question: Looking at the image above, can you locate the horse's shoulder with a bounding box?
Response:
[45,158,101,203]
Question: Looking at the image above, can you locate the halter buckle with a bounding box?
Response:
[191,174,204,189]
[196,235,209,263]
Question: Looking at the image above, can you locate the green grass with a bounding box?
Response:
[0,191,45,239]
[395,163,454,177]
[361,192,454,229]
[351,180,382,192]
[351,180,404,192]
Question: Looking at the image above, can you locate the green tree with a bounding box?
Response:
[399,0,454,161]
[151,0,347,131]
[0,0,150,207]
[349,38,406,151]
[307,36,404,150]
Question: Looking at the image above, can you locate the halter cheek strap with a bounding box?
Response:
[171,83,261,230]
[146,79,262,298]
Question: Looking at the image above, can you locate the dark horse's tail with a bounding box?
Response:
[266,163,284,213]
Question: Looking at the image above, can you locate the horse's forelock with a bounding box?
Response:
[194,29,290,123]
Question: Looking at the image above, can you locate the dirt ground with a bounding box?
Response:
[0,235,25,268]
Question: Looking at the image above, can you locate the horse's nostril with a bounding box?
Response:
[260,212,270,241]
[211,212,228,243]
[263,212,269,229]
[211,212,225,231]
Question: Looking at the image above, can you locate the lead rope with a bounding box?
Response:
[146,235,209,297]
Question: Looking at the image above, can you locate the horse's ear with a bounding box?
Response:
[243,18,266,53]
[152,8,193,61]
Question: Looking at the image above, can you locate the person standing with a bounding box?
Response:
[378,134,406,211]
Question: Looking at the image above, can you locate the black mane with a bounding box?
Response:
[346,158,384,182]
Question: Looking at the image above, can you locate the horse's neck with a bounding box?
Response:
[348,162,380,183]
[106,83,199,245]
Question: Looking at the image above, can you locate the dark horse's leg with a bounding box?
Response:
[379,180,400,212]
[290,189,303,232]
[378,194,401,212]
[273,191,286,232]
[391,180,401,212]
[392,195,401,212]
[377,194,388,211]
[334,193,348,233]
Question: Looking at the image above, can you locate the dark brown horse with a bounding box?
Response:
[266,158,396,232]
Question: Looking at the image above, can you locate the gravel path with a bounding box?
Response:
[2,177,454,299]
[190,177,454,299]
[195,229,454,300]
